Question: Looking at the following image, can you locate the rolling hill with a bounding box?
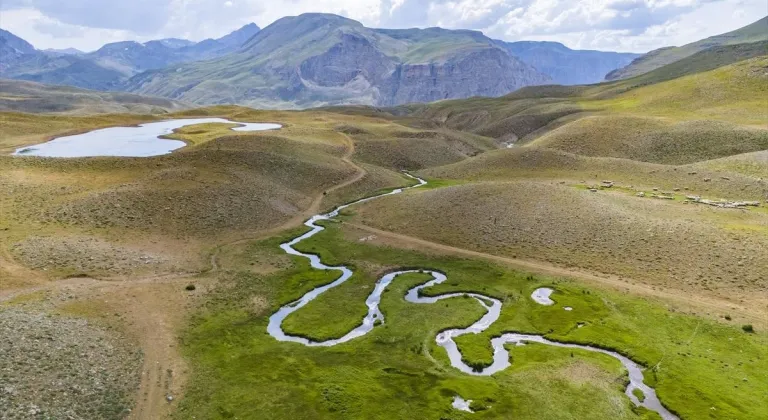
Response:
[123,13,551,108]
[606,16,768,80]
[0,79,190,114]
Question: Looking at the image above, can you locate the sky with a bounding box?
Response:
[0,0,765,53]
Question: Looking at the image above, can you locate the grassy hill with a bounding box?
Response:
[331,48,768,312]
[0,79,190,114]
[0,104,498,285]
[339,55,768,314]
[606,16,768,80]
[387,53,768,164]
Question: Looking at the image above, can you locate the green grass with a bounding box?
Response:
[606,17,767,80]
[417,178,469,190]
[633,388,646,402]
[177,221,768,420]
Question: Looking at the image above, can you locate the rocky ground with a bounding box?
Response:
[0,303,141,419]
[11,236,174,277]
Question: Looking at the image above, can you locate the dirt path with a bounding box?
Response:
[209,133,366,271]
[344,222,766,324]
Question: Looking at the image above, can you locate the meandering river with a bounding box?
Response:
[267,174,678,419]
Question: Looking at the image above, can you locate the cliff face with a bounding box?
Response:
[124,14,552,108]
[384,47,550,106]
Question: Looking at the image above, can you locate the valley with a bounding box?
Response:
[0,11,766,420]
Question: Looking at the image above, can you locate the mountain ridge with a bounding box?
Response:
[0,23,261,90]
[124,13,552,108]
[606,16,768,80]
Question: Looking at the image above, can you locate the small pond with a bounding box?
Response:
[12,118,281,158]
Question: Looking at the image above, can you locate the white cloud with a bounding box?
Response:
[0,0,765,52]
[0,8,144,51]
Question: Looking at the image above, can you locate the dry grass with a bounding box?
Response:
[352,181,768,308]
[421,146,768,200]
[0,79,189,115]
[527,115,768,164]
[321,162,412,209]
[0,105,493,288]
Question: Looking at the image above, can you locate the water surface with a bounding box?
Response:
[13,118,281,158]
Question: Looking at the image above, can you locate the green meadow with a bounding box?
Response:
[176,214,767,420]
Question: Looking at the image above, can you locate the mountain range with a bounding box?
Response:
[0,23,261,91]
[124,14,554,108]
[1,14,765,108]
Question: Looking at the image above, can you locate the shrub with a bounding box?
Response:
[185,284,196,291]
[742,324,755,333]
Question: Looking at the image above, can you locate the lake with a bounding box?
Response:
[12,118,282,158]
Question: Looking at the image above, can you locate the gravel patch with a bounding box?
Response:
[11,236,172,276]
[0,308,141,419]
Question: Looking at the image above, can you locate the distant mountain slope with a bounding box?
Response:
[43,48,85,56]
[387,43,768,156]
[124,13,551,108]
[0,24,260,91]
[0,78,189,114]
[216,22,261,48]
[595,41,768,97]
[87,23,261,76]
[4,53,127,90]
[0,29,36,72]
[606,16,768,80]
[498,41,639,85]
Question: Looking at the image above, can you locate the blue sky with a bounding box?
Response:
[0,0,765,52]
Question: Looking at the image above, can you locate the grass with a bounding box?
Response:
[528,115,768,164]
[632,388,645,402]
[0,78,189,115]
[176,220,768,419]
[584,57,768,126]
[352,179,768,307]
[606,17,767,80]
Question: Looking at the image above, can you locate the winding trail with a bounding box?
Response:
[208,133,366,272]
[267,176,679,419]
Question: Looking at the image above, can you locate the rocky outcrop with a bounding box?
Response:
[384,47,549,105]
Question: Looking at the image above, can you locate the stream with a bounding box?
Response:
[267,174,678,419]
